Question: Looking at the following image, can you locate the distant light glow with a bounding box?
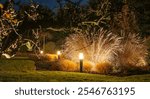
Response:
[79,53,84,60]
[40,50,44,54]
[57,51,61,55]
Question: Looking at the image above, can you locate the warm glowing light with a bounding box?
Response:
[40,50,43,54]
[57,51,61,55]
[79,53,84,60]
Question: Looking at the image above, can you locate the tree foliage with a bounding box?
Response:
[0,0,41,57]
[0,0,148,58]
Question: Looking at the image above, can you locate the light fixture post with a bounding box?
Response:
[57,51,61,60]
[79,53,84,72]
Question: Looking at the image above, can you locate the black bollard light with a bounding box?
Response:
[57,51,61,60]
[79,53,84,72]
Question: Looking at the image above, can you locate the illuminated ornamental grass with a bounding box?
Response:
[63,28,148,70]
[117,32,148,67]
[63,28,122,65]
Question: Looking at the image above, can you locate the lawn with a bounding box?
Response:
[0,71,150,82]
[0,59,35,72]
[0,59,150,82]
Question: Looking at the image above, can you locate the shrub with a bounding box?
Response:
[0,59,35,72]
[35,54,59,70]
[63,26,148,69]
[117,32,148,67]
[111,65,150,76]
[63,28,121,64]
[83,61,94,73]
[59,59,78,72]
[93,62,113,74]
[35,60,52,70]
[45,54,58,61]
[48,61,60,71]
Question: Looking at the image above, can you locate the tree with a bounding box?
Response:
[111,0,140,35]
[55,0,84,28]
[0,0,41,57]
[81,0,111,29]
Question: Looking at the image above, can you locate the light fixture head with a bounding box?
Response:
[79,53,84,60]
[40,50,43,54]
[57,51,61,55]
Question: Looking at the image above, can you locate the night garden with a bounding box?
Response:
[0,0,150,82]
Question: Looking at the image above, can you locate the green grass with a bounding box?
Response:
[0,71,150,82]
[0,59,35,72]
[0,58,150,82]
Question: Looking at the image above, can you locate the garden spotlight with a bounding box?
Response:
[57,51,61,60]
[79,53,84,72]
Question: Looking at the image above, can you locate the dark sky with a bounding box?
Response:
[0,0,88,9]
[33,0,88,9]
